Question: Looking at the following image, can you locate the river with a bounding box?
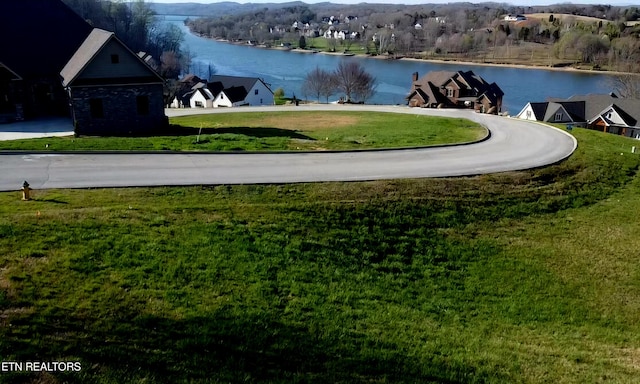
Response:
[161,15,615,113]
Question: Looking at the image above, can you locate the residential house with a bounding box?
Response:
[1,0,167,136]
[61,28,167,135]
[188,83,215,108]
[516,94,640,139]
[407,70,504,114]
[208,75,274,107]
[504,14,527,21]
[515,101,584,123]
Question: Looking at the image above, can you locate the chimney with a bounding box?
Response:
[412,72,419,82]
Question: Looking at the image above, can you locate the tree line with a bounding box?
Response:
[62,0,189,79]
[187,2,640,73]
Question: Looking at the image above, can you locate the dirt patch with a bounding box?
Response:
[256,113,360,131]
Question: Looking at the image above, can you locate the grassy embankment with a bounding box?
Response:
[0,111,485,152]
[2,127,640,382]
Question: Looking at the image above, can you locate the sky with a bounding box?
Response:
[148,0,634,5]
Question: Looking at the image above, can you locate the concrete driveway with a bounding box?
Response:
[0,117,74,141]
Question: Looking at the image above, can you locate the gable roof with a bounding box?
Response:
[222,86,250,103]
[0,62,22,81]
[588,104,639,127]
[61,28,163,87]
[0,0,92,78]
[548,94,640,125]
[209,75,274,95]
[195,88,215,101]
[407,82,449,106]
[409,70,503,104]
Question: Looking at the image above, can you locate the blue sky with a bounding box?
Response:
[149,0,633,5]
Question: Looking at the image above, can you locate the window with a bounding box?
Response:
[136,96,149,115]
[195,101,203,108]
[89,98,104,118]
[526,110,531,119]
[446,88,454,97]
[111,54,120,64]
[555,112,562,121]
[255,89,259,95]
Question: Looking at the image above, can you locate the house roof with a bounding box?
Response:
[222,86,250,103]
[61,28,163,87]
[409,70,503,105]
[196,88,215,100]
[0,0,93,79]
[0,62,22,81]
[209,75,273,95]
[548,94,640,125]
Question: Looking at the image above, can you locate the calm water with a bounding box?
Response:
[163,16,614,113]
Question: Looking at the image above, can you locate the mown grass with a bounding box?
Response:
[0,112,485,152]
[1,128,640,383]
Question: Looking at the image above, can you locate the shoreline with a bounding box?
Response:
[207,35,634,76]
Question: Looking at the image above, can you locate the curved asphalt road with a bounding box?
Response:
[0,105,576,191]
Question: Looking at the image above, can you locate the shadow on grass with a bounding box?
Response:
[3,308,486,384]
[160,125,316,141]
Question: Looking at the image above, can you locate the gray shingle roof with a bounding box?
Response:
[61,29,113,87]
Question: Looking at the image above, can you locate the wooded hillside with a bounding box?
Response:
[185,2,640,73]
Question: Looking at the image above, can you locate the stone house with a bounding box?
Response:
[61,28,167,135]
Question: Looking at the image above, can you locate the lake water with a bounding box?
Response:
[162,15,615,113]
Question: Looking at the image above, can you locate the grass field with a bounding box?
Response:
[0,112,485,152]
[1,127,640,383]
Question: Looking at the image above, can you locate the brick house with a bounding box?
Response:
[61,29,167,135]
[407,70,504,114]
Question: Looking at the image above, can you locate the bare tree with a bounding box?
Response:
[302,67,334,102]
[608,74,640,99]
[333,61,376,103]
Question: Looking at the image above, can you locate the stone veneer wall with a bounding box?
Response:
[70,83,167,136]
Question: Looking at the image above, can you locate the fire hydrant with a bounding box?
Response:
[21,181,31,201]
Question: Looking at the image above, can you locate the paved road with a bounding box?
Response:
[0,105,576,191]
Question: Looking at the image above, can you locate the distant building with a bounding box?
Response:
[504,14,527,21]
[407,70,504,114]
[173,75,274,108]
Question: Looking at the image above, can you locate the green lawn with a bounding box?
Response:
[1,128,640,383]
[0,112,486,152]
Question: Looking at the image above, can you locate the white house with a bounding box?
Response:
[516,101,578,123]
[209,75,274,107]
[504,14,527,21]
[189,87,215,108]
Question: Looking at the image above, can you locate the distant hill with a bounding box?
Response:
[149,1,308,16]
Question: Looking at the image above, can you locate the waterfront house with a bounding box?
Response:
[516,94,640,139]
[208,75,274,107]
[407,70,504,114]
[515,101,584,123]
[188,83,215,108]
[61,28,167,135]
